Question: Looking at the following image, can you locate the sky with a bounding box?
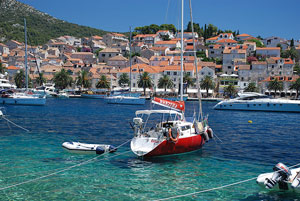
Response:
[18,0,300,40]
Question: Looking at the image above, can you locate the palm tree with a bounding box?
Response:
[289,78,300,98]
[200,76,215,97]
[138,72,153,95]
[53,69,73,90]
[118,73,130,87]
[158,75,173,92]
[96,75,110,89]
[267,78,283,97]
[183,73,194,93]
[36,73,46,86]
[224,83,237,98]
[76,70,91,89]
[0,62,6,74]
[14,69,26,88]
[244,82,258,92]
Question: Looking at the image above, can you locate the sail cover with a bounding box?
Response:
[152,97,185,112]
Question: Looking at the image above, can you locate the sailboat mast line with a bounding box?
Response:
[129,26,132,92]
[24,18,28,91]
[188,0,203,122]
[180,0,184,101]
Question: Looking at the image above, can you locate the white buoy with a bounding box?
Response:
[0,110,3,117]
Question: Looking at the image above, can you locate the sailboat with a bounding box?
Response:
[130,0,213,157]
[105,27,145,105]
[0,19,46,106]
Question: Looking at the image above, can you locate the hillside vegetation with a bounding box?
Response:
[0,0,108,45]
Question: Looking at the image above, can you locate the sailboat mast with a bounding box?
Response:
[188,0,203,122]
[24,18,28,91]
[180,0,184,101]
[129,26,132,92]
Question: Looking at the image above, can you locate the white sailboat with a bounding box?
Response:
[0,19,46,106]
[130,0,213,157]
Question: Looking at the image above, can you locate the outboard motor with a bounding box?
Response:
[133,117,143,136]
[264,163,291,189]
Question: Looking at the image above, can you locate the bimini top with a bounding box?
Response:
[136,110,183,117]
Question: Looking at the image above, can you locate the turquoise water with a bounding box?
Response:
[0,99,300,200]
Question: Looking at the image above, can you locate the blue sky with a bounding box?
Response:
[19,0,300,39]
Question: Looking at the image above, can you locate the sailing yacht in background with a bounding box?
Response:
[0,19,46,106]
[130,0,214,157]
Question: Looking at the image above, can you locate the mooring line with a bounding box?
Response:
[1,116,30,132]
[153,162,300,201]
[0,139,132,191]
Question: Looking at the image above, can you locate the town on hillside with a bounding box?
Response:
[1,30,300,98]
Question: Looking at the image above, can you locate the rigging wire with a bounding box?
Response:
[164,0,171,24]
[153,162,300,201]
[0,139,132,191]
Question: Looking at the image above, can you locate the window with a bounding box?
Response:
[228,66,232,69]
[167,71,170,75]
[109,54,111,57]
[102,54,105,57]
[173,72,177,75]
[133,83,136,87]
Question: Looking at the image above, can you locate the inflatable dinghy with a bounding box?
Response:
[62,142,117,155]
[257,162,300,192]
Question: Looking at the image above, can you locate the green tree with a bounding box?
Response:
[158,75,173,92]
[118,73,130,87]
[53,69,73,90]
[76,70,91,89]
[96,75,110,89]
[248,39,264,47]
[14,69,26,88]
[36,73,46,86]
[294,63,300,76]
[160,24,177,33]
[0,62,6,74]
[290,38,295,47]
[289,78,300,98]
[244,82,258,92]
[200,76,215,97]
[185,21,202,37]
[267,78,283,97]
[183,73,194,93]
[138,72,153,95]
[224,83,237,98]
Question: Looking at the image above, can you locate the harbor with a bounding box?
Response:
[0,99,299,200]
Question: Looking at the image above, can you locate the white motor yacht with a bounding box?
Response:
[214,92,300,112]
[0,73,16,89]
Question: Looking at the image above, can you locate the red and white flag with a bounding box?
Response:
[152,97,185,112]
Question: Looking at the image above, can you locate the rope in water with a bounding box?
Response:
[153,162,300,201]
[0,139,132,191]
[1,116,30,132]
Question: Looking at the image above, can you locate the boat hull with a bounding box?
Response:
[0,97,46,106]
[131,134,205,157]
[81,94,107,99]
[214,102,300,112]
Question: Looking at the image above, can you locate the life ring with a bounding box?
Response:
[207,128,214,139]
[168,128,179,143]
[202,131,209,142]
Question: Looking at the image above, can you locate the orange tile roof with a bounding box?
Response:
[111,33,126,37]
[216,39,237,43]
[257,47,280,50]
[119,64,160,74]
[237,33,251,37]
[206,36,218,41]
[6,66,20,70]
[284,58,294,64]
[134,34,157,38]
[150,47,168,51]
[155,40,178,45]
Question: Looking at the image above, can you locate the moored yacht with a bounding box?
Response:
[0,73,16,89]
[214,92,300,112]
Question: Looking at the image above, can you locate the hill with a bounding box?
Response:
[0,0,108,45]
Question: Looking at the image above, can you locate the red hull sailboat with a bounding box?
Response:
[130,0,214,157]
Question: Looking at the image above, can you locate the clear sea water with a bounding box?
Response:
[0,98,300,201]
